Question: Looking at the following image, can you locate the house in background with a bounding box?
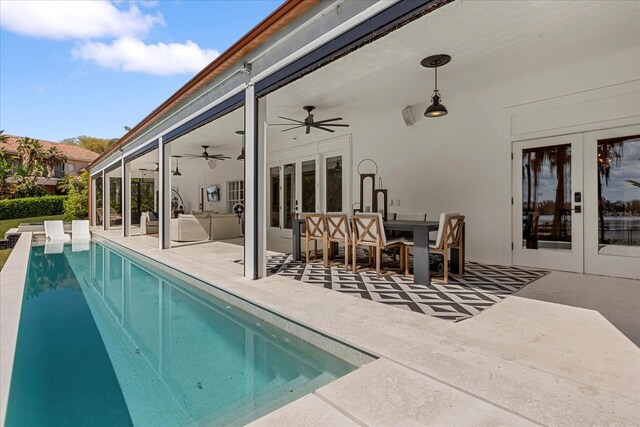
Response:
[2,134,99,194]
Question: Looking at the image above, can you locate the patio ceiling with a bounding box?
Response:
[167,107,244,158]
[266,0,640,124]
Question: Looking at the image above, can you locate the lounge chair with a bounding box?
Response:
[72,220,91,241]
[44,240,65,254]
[44,220,70,242]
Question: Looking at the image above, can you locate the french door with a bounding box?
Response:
[513,126,640,279]
[269,155,319,238]
[512,135,584,272]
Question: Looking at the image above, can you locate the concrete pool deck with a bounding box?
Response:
[2,229,639,425]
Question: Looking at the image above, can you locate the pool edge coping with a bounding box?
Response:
[0,232,32,426]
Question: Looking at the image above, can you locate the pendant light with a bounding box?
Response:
[421,54,451,118]
[173,156,182,176]
[236,130,245,161]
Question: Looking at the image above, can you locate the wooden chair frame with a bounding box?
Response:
[304,213,328,267]
[430,214,465,283]
[352,214,404,278]
[325,213,351,269]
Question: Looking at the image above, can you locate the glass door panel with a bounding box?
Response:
[269,166,280,229]
[281,163,296,237]
[521,144,572,251]
[596,135,640,253]
[325,155,343,212]
[301,160,316,213]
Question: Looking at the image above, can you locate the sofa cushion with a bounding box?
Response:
[148,212,158,221]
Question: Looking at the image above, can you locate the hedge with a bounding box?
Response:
[0,196,68,220]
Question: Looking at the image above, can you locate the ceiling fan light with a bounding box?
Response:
[237,147,245,161]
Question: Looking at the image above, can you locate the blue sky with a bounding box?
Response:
[0,0,283,142]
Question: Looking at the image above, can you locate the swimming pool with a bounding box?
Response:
[5,240,365,426]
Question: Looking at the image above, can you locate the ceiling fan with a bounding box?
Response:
[271,106,349,134]
[138,163,158,172]
[182,145,231,161]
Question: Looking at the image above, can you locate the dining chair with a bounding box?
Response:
[430,213,465,283]
[352,213,404,278]
[304,213,328,267]
[325,213,351,269]
[403,212,460,280]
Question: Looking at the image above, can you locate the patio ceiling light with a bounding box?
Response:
[173,156,182,176]
[421,54,451,118]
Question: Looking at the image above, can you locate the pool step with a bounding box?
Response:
[193,372,335,426]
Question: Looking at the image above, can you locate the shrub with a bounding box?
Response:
[0,195,67,220]
[63,172,88,221]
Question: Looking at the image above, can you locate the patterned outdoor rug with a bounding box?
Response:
[260,252,549,322]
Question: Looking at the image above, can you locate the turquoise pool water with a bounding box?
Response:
[6,241,359,426]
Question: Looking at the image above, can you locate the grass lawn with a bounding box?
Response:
[0,214,64,271]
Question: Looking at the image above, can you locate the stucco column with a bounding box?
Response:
[103,170,110,231]
[244,85,267,279]
[159,137,171,249]
[122,158,131,237]
[90,176,97,227]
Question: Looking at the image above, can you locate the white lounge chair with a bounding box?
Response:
[72,220,91,241]
[72,240,90,252]
[44,240,65,254]
[44,220,70,242]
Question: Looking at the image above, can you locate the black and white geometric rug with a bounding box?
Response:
[261,253,548,322]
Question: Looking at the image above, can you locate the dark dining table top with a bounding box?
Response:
[382,220,439,231]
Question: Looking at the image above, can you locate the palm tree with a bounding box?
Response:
[43,146,68,178]
[0,130,7,145]
[16,136,44,167]
[598,142,624,243]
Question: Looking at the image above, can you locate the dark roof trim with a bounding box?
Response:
[163,92,245,145]
[255,0,451,96]
[124,139,159,163]
[104,161,121,175]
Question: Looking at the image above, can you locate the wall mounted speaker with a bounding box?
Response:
[401,106,415,126]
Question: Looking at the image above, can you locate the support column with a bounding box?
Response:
[244,85,267,279]
[159,137,171,249]
[90,176,97,226]
[122,157,131,237]
[103,170,110,231]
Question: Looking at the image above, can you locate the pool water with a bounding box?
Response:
[6,241,359,426]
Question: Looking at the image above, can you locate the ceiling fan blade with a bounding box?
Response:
[277,116,305,124]
[313,117,343,124]
[181,154,204,158]
[212,155,231,160]
[322,123,350,127]
[313,125,335,133]
[270,123,304,126]
[280,125,304,132]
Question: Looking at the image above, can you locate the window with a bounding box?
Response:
[67,163,76,172]
[227,180,244,213]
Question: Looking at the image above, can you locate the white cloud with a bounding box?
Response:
[72,37,219,75]
[0,1,164,40]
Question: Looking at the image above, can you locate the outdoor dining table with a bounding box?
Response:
[292,218,465,285]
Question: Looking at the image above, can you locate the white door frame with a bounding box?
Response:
[583,125,640,279]
[512,134,584,273]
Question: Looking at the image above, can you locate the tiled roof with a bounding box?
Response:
[1,134,99,163]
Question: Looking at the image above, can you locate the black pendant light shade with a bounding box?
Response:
[424,91,448,117]
[421,54,451,118]
[236,130,245,161]
[173,156,182,176]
